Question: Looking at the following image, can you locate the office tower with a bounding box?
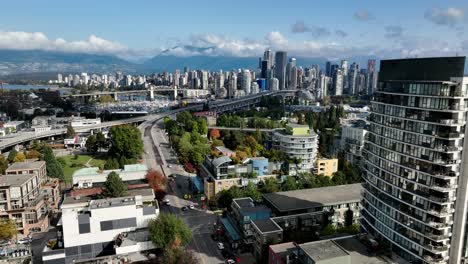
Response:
[57,74,63,83]
[367,59,377,95]
[215,73,225,90]
[332,69,343,95]
[326,61,332,77]
[275,51,287,90]
[261,60,269,79]
[318,72,330,99]
[287,58,297,87]
[269,77,279,91]
[241,70,251,94]
[289,66,298,89]
[348,63,359,95]
[341,60,349,76]
[201,71,209,89]
[361,57,468,264]
[256,79,267,92]
[184,66,189,74]
[264,49,274,69]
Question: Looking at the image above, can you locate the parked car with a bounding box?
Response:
[189,204,195,210]
[217,242,224,250]
[17,237,32,244]
[181,206,188,211]
[226,260,236,264]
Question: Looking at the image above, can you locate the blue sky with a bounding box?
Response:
[0,0,467,60]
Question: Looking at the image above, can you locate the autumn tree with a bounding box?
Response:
[13,152,26,163]
[0,218,16,241]
[209,129,221,139]
[0,156,7,174]
[26,150,41,159]
[146,169,167,201]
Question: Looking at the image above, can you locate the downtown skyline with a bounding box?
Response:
[0,0,467,61]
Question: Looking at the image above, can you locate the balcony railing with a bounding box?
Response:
[423,255,446,264]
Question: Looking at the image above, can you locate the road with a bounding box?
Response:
[140,114,225,264]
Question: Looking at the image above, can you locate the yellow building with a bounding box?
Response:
[315,158,338,177]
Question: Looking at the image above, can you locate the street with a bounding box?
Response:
[140,116,225,264]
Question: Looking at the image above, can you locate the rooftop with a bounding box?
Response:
[233,197,254,208]
[72,164,148,177]
[269,242,296,254]
[211,156,232,168]
[262,183,362,213]
[252,218,282,233]
[6,161,45,171]
[299,239,349,261]
[0,174,36,187]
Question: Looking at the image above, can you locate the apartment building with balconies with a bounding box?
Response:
[6,160,47,182]
[272,123,319,175]
[361,56,468,264]
[0,173,49,236]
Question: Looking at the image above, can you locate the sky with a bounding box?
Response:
[0,0,467,61]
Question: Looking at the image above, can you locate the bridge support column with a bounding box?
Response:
[173,86,178,100]
[114,92,119,101]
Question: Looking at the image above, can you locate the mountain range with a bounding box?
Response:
[2,49,463,78]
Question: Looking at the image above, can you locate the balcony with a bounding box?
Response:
[427,208,454,217]
[424,231,451,241]
[426,244,449,252]
[429,195,455,203]
[423,255,446,264]
[427,221,450,229]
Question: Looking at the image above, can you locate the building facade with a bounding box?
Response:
[315,158,338,177]
[361,57,468,264]
[272,124,319,174]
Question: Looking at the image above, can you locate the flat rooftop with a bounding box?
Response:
[0,174,35,187]
[6,161,45,171]
[252,218,282,233]
[233,197,254,208]
[299,239,349,262]
[263,183,362,213]
[270,242,296,254]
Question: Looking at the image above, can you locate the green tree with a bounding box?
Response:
[13,152,26,163]
[7,149,17,163]
[85,135,98,153]
[243,182,261,201]
[148,214,192,248]
[260,178,279,193]
[42,146,64,181]
[0,218,16,241]
[282,176,300,191]
[104,158,120,170]
[66,125,75,138]
[197,118,208,135]
[96,132,106,151]
[322,224,337,236]
[0,156,8,174]
[109,125,144,164]
[103,171,127,197]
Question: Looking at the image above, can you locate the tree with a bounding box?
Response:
[103,172,127,197]
[66,125,75,138]
[85,135,98,153]
[243,182,261,201]
[197,118,208,135]
[161,247,199,264]
[0,218,16,241]
[0,156,8,175]
[109,125,144,165]
[26,150,41,159]
[322,224,337,236]
[145,170,167,201]
[96,132,106,152]
[104,158,120,170]
[7,149,17,163]
[282,176,300,191]
[13,152,26,163]
[260,178,279,193]
[148,214,192,249]
[99,95,115,103]
[209,129,221,139]
[42,146,64,181]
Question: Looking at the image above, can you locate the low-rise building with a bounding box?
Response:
[72,164,148,188]
[200,156,279,200]
[42,189,159,264]
[272,124,318,175]
[251,218,283,262]
[32,126,52,133]
[3,121,25,133]
[314,158,338,177]
[64,136,87,149]
[0,173,49,236]
[268,242,298,264]
[215,146,236,158]
[6,160,47,182]
[193,111,217,126]
[42,178,61,211]
[262,184,362,226]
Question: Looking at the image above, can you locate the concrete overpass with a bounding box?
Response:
[1,90,298,151]
[62,86,182,102]
[207,126,280,133]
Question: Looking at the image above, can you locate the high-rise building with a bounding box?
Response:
[241,70,251,94]
[286,58,297,88]
[361,57,468,264]
[264,49,274,69]
[348,63,359,95]
[229,74,238,98]
[201,71,209,89]
[269,77,279,91]
[275,51,287,90]
[289,66,298,89]
[261,60,269,79]
[366,59,377,95]
[251,81,260,95]
[57,74,63,83]
[332,69,343,96]
[325,61,332,77]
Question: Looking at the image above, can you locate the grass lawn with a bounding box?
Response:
[58,154,107,183]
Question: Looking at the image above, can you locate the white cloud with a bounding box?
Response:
[424,7,465,26]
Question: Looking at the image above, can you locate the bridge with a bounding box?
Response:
[62,86,183,102]
[1,89,298,151]
[207,126,280,133]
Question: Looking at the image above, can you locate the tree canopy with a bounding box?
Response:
[0,156,7,175]
[103,171,127,198]
[148,214,192,249]
[66,126,76,138]
[108,125,144,167]
[7,149,17,163]
[85,134,98,153]
[161,247,199,264]
[41,146,64,181]
[0,218,16,241]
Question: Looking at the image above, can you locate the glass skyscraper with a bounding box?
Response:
[361,57,468,264]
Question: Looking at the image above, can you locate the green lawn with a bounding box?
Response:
[58,154,106,183]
